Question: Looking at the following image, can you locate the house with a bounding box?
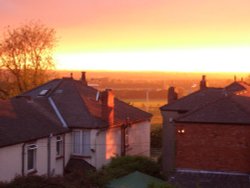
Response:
[0,72,151,182]
[161,75,250,176]
[0,97,70,181]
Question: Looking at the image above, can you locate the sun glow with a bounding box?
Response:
[55,46,250,73]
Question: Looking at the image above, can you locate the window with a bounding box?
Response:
[27,144,37,171]
[56,136,63,157]
[73,131,81,154]
[72,130,91,156]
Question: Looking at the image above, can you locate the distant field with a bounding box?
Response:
[124,99,165,128]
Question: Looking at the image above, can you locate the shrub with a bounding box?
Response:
[94,155,162,187]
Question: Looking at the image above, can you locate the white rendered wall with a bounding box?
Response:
[126,121,151,157]
[0,144,22,182]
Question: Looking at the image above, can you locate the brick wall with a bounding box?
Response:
[176,123,250,173]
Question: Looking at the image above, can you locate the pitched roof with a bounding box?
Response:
[160,81,250,125]
[0,98,69,148]
[225,81,250,93]
[160,88,224,112]
[176,95,250,124]
[107,171,166,188]
[20,77,152,128]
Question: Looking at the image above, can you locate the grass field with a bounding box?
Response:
[124,99,166,129]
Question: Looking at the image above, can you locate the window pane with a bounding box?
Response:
[73,131,81,154]
[82,131,91,156]
[27,149,34,170]
[56,140,63,156]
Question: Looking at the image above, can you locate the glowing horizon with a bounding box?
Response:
[55,46,250,73]
[1,0,250,72]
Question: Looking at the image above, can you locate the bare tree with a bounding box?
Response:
[0,22,57,98]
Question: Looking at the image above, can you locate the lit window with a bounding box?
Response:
[27,144,37,171]
[72,130,91,156]
[177,129,185,134]
[56,136,63,157]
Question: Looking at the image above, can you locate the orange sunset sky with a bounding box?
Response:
[1,0,250,72]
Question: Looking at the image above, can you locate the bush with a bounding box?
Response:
[151,126,162,148]
[0,175,65,188]
[94,155,162,187]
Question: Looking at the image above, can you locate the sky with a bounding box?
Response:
[1,0,250,72]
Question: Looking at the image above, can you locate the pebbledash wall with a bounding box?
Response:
[175,123,250,173]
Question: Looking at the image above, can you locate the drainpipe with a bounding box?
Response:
[94,129,106,168]
[121,125,126,156]
[21,143,26,176]
[47,133,53,177]
[63,134,65,174]
[121,118,130,156]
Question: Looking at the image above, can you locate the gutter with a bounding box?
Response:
[48,97,68,128]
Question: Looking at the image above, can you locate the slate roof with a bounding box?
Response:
[160,88,224,112]
[161,81,250,125]
[176,95,250,124]
[20,77,152,128]
[225,81,250,93]
[0,98,69,148]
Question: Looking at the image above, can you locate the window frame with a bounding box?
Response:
[27,144,37,172]
[56,135,63,158]
[72,130,91,156]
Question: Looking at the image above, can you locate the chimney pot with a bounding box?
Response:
[81,72,87,85]
[234,75,237,82]
[168,86,178,104]
[200,75,207,90]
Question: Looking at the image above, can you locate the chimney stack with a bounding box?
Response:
[200,75,207,90]
[101,89,114,126]
[234,75,237,82]
[81,72,87,85]
[168,86,178,104]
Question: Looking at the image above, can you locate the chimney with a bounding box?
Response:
[168,86,178,104]
[199,75,207,90]
[101,89,114,126]
[81,72,87,85]
[234,75,237,82]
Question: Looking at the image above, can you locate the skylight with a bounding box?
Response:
[38,89,49,96]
